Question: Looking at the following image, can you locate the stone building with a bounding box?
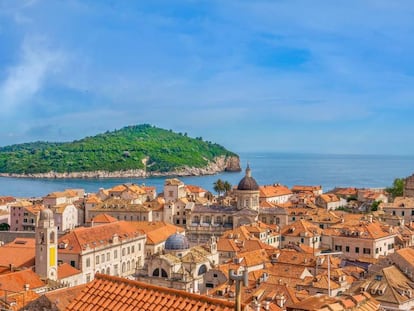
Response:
[185,165,259,243]
[404,174,414,197]
[136,233,219,293]
[57,220,146,284]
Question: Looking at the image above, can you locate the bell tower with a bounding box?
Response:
[35,208,58,281]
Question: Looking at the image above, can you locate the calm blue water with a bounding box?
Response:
[0,152,413,198]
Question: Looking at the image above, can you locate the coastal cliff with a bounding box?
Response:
[0,155,241,179]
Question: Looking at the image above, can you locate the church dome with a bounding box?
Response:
[39,208,54,221]
[165,233,190,250]
[237,164,259,191]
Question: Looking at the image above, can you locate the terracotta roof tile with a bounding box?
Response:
[58,262,81,279]
[0,238,36,268]
[0,269,45,295]
[260,184,292,198]
[58,221,144,254]
[67,274,236,311]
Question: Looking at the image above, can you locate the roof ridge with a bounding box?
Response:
[94,273,236,307]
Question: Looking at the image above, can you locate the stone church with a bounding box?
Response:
[185,165,260,243]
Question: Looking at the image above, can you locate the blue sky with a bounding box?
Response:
[1,1,414,154]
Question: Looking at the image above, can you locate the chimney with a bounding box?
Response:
[24,284,30,291]
[276,294,287,308]
[252,299,261,311]
[9,264,14,272]
[263,301,270,311]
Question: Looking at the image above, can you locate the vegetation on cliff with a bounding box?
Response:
[0,124,238,174]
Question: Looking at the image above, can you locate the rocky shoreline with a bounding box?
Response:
[0,155,241,179]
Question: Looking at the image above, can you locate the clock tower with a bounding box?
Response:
[35,208,58,281]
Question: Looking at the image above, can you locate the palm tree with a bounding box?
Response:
[223,181,232,195]
[213,179,225,196]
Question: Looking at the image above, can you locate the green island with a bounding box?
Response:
[0,124,240,176]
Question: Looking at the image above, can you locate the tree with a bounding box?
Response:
[223,181,232,195]
[371,200,382,211]
[386,178,404,200]
[213,179,225,196]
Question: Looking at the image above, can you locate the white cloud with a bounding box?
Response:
[0,35,65,113]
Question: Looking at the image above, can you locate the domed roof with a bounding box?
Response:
[39,208,54,221]
[237,164,259,191]
[165,233,190,250]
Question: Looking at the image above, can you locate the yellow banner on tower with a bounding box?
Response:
[50,246,56,266]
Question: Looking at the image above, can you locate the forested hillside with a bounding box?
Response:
[0,124,238,174]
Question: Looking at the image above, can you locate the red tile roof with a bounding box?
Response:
[58,263,81,279]
[58,221,145,254]
[260,184,292,198]
[130,221,184,245]
[0,269,45,295]
[66,273,236,311]
[0,238,35,268]
[88,213,118,224]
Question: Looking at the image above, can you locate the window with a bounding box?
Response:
[300,238,304,243]
[335,245,342,251]
[122,248,125,256]
[355,247,360,253]
[70,260,76,267]
[96,255,99,264]
[375,248,379,254]
[198,265,207,275]
[86,258,91,267]
[86,274,91,282]
[213,273,218,278]
[392,211,396,215]
[292,217,296,221]
[114,250,118,259]
[107,253,110,261]
[127,246,130,254]
[402,211,405,216]
[345,246,350,252]
[132,245,135,253]
[363,248,371,254]
[138,243,141,251]
[101,254,105,263]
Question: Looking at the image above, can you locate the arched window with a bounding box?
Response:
[106,267,110,275]
[101,268,105,274]
[127,261,131,271]
[122,262,126,273]
[153,268,160,277]
[161,269,168,278]
[193,216,200,224]
[198,264,207,276]
[132,259,135,269]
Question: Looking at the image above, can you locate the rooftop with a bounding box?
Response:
[66,273,237,311]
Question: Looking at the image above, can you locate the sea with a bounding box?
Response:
[1,152,413,198]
